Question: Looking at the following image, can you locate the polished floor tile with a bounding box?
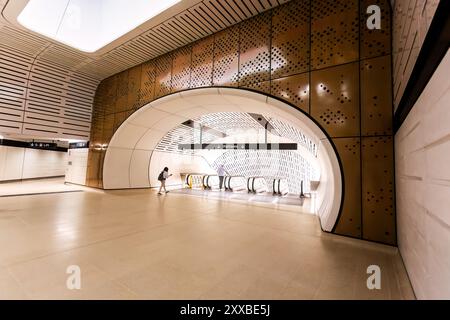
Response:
[0,179,415,299]
[0,177,84,196]
[171,188,314,209]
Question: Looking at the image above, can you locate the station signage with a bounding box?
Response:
[69,141,89,149]
[28,142,57,149]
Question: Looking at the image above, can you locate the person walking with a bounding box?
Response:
[217,164,226,191]
[157,167,172,195]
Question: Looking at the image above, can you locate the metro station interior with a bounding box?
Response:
[0,0,449,300]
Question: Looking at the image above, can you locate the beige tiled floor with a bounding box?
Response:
[0,183,415,299]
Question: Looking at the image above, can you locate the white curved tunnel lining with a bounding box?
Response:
[103,87,342,231]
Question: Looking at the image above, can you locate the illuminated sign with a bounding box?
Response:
[28,142,57,149]
[69,141,89,149]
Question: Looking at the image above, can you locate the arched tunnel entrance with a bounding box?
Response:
[102,87,343,232]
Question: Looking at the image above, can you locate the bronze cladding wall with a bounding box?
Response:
[87,0,395,245]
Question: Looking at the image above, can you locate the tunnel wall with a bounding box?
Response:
[395,50,450,299]
[102,88,344,233]
[87,0,396,245]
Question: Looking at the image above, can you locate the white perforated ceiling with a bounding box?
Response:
[154,111,320,195]
[0,0,290,140]
[155,112,318,156]
[195,112,264,134]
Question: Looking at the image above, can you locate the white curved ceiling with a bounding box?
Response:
[102,88,342,232]
[17,0,183,53]
[106,88,324,154]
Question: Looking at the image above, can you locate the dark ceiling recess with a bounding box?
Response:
[178,143,298,150]
[394,0,450,132]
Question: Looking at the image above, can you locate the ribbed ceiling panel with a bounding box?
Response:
[0,44,98,139]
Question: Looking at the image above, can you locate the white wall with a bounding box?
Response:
[0,146,24,181]
[65,148,88,185]
[22,148,67,179]
[0,145,67,181]
[395,50,450,299]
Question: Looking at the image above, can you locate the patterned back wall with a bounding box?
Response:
[87,0,395,245]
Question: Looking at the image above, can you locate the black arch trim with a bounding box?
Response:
[110,86,346,233]
[394,1,450,132]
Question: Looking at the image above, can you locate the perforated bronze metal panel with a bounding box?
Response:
[191,36,214,88]
[239,80,271,95]
[311,62,360,137]
[333,137,361,238]
[113,110,133,132]
[86,149,105,188]
[127,65,141,110]
[115,70,129,113]
[154,54,172,98]
[360,0,391,59]
[239,12,271,85]
[271,0,310,79]
[138,61,156,107]
[171,46,192,92]
[89,115,104,147]
[271,73,309,113]
[213,25,239,86]
[361,55,392,135]
[92,81,107,118]
[311,0,359,70]
[102,114,114,142]
[102,76,117,115]
[362,136,396,245]
[90,82,107,148]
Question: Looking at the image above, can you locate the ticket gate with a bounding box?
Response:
[272,178,289,196]
[247,177,268,193]
[202,175,220,189]
[224,176,247,192]
[185,174,204,189]
[185,173,298,198]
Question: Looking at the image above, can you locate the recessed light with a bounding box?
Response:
[17,0,182,53]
